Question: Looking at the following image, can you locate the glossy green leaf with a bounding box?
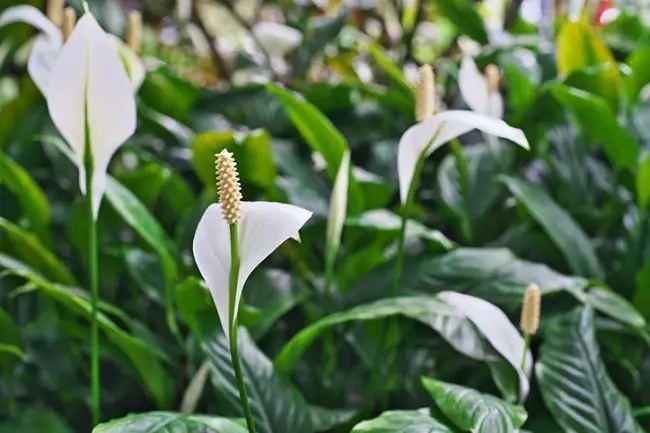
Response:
[557,19,617,76]
[502,176,604,278]
[351,410,453,432]
[362,39,415,97]
[275,294,520,399]
[431,0,488,43]
[205,330,315,433]
[638,153,650,210]
[586,287,646,331]
[421,377,527,433]
[536,307,642,433]
[0,153,51,242]
[105,177,180,337]
[92,412,246,433]
[191,129,276,192]
[626,47,650,102]
[5,266,176,408]
[293,10,348,76]
[0,217,76,285]
[0,307,23,380]
[309,406,357,432]
[0,405,72,433]
[546,84,638,169]
[266,83,362,212]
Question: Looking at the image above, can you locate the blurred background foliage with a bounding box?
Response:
[1,0,650,431]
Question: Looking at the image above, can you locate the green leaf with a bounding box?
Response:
[638,153,650,210]
[351,410,453,432]
[205,330,315,433]
[5,266,176,408]
[293,10,348,76]
[432,0,488,43]
[347,247,586,310]
[105,177,180,337]
[557,19,617,76]
[92,412,246,433]
[275,294,522,400]
[586,286,646,331]
[0,405,72,433]
[536,307,642,433]
[0,153,51,242]
[421,377,527,433]
[626,46,650,102]
[362,39,415,98]
[309,406,357,432]
[0,217,76,285]
[266,83,362,212]
[0,307,23,379]
[191,129,276,192]
[546,84,638,169]
[175,277,220,339]
[502,176,604,278]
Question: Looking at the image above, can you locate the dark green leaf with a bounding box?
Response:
[536,307,642,433]
[432,0,488,43]
[0,307,23,379]
[293,10,348,76]
[309,405,357,432]
[638,153,650,210]
[0,405,72,433]
[625,46,650,102]
[502,176,604,278]
[205,330,315,433]
[92,412,246,433]
[421,377,527,433]
[586,286,646,331]
[351,410,453,432]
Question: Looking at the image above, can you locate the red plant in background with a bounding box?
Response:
[595,0,617,26]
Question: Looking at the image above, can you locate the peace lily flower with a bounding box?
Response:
[248,21,303,75]
[0,4,145,97]
[193,150,312,342]
[326,150,351,266]
[47,11,137,218]
[398,64,528,203]
[458,56,503,118]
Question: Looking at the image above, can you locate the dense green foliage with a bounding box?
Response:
[1,0,650,431]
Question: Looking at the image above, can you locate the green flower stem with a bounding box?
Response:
[520,333,531,371]
[84,107,100,426]
[323,245,338,381]
[228,224,256,433]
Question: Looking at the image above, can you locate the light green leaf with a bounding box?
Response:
[536,307,642,433]
[638,153,650,210]
[625,46,650,102]
[205,330,315,433]
[92,412,246,433]
[502,176,604,279]
[421,377,527,433]
[586,286,646,331]
[351,410,453,432]
[0,217,76,285]
[309,406,357,432]
[431,0,488,43]
[0,153,51,242]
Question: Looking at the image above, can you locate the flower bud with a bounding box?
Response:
[216,150,242,225]
[415,64,434,122]
[485,64,501,94]
[520,283,541,335]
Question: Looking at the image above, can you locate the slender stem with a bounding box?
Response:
[228,224,256,433]
[323,246,338,382]
[6,377,16,417]
[520,333,530,371]
[84,101,100,426]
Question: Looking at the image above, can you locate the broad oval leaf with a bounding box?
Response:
[352,410,453,433]
[421,377,527,433]
[501,176,604,279]
[205,329,315,433]
[536,307,642,433]
[0,405,72,433]
[92,412,246,433]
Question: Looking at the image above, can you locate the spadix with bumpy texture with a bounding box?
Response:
[193,152,313,342]
[216,150,242,225]
[520,284,541,335]
[415,64,434,122]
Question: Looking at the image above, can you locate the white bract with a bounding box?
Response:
[397,110,529,203]
[193,202,312,341]
[459,56,503,118]
[248,22,303,75]
[326,150,351,256]
[47,13,137,218]
[0,5,145,96]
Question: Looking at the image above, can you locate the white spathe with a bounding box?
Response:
[458,56,503,118]
[193,202,312,342]
[397,110,529,203]
[249,22,303,75]
[47,13,137,218]
[326,150,351,254]
[0,5,145,96]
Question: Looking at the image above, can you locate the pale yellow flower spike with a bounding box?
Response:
[126,10,142,55]
[520,283,541,335]
[415,64,435,122]
[485,64,501,95]
[47,0,64,27]
[62,7,76,42]
[216,150,242,225]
